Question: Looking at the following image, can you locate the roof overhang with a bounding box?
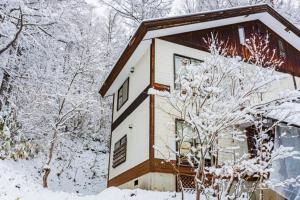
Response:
[100,4,300,97]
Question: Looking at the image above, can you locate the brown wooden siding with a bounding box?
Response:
[160,20,300,76]
[100,4,300,97]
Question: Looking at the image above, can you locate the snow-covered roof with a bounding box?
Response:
[268,102,300,127]
[99,4,300,97]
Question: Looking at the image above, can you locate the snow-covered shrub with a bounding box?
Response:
[0,105,36,160]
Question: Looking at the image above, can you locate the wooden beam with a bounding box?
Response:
[149,39,155,170]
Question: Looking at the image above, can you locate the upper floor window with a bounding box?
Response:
[174,54,202,89]
[238,27,246,45]
[117,78,129,110]
[112,135,127,168]
[278,40,286,58]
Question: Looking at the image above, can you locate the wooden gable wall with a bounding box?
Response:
[160,20,300,77]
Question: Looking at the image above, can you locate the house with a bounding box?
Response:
[99,4,300,199]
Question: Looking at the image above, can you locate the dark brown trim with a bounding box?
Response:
[112,85,150,131]
[150,39,155,85]
[111,82,169,132]
[153,83,170,91]
[99,4,300,96]
[293,75,297,89]
[107,158,195,187]
[108,160,150,187]
[174,53,203,63]
[149,39,155,170]
[100,25,147,97]
[108,156,259,187]
[153,159,195,175]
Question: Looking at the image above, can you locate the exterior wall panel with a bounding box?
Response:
[160,20,300,77]
[153,38,297,163]
[109,98,150,180]
[155,39,210,87]
[113,49,150,122]
[118,172,176,191]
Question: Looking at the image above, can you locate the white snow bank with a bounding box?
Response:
[0,160,193,200]
[0,160,101,200]
[95,187,192,200]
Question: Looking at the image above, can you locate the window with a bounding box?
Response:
[117,78,129,110]
[238,27,246,45]
[270,124,300,198]
[112,135,127,168]
[278,40,286,58]
[175,120,211,167]
[245,125,275,158]
[174,54,202,89]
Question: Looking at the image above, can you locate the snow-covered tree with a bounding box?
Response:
[172,0,300,28]
[100,0,173,28]
[149,34,300,199]
[0,0,119,191]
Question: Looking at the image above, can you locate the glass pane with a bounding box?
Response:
[114,141,120,150]
[118,88,123,108]
[176,121,194,156]
[190,58,202,66]
[271,125,300,199]
[174,55,202,89]
[122,79,128,103]
[121,135,127,145]
[278,40,286,58]
[180,141,192,155]
[238,27,246,45]
[118,97,122,109]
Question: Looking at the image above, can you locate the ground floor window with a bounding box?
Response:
[175,120,211,167]
[112,135,127,168]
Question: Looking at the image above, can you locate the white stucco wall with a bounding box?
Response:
[154,39,212,160]
[295,76,300,89]
[155,39,210,88]
[118,172,176,191]
[263,71,297,102]
[153,38,298,162]
[113,48,150,121]
[154,96,177,160]
[109,98,149,180]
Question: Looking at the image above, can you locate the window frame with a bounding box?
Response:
[112,135,127,168]
[238,26,246,45]
[173,54,203,90]
[175,119,212,167]
[117,78,129,111]
[278,39,287,58]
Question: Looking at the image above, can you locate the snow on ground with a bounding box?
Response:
[0,150,108,200]
[0,160,194,200]
[0,152,109,195]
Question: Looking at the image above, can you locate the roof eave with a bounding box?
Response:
[99,4,300,97]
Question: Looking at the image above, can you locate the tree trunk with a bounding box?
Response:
[42,129,58,188]
[42,168,51,187]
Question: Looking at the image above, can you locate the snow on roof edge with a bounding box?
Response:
[141,3,270,23]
